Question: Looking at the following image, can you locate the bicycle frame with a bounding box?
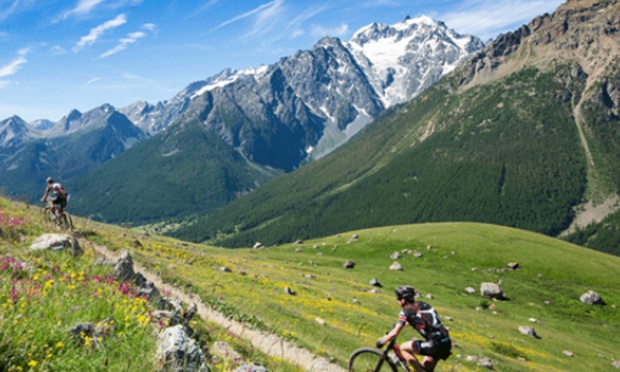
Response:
[385,339,411,371]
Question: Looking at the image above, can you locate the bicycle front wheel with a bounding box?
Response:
[348,348,397,372]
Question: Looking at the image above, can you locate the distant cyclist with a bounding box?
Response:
[376,285,452,371]
[41,177,67,219]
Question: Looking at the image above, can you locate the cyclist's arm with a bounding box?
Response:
[377,321,405,347]
[41,187,50,202]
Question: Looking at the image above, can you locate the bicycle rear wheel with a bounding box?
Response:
[348,348,397,372]
[59,213,73,230]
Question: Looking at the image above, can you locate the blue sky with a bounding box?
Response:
[1,0,564,122]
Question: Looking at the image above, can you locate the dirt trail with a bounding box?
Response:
[91,244,345,372]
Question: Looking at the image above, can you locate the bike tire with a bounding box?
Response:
[59,213,73,230]
[43,208,55,223]
[348,348,398,372]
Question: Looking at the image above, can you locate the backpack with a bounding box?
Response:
[51,183,67,200]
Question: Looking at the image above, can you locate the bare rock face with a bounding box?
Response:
[459,0,620,88]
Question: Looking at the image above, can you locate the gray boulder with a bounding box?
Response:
[579,290,605,305]
[389,261,403,271]
[157,324,207,372]
[518,326,539,339]
[112,250,135,282]
[480,282,504,299]
[29,234,71,251]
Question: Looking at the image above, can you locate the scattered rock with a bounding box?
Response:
[285,287,296,295]
[351,234,359,241]
[29,233,71,251]
[295,247,303,252]
[315,317,326,326]
[414,252,423,258]
[234,364,269,372]
[218,267,232,273]
[389,261,403,271]
[580,290,605,305]
[368,288,380,294]
[112,250,136,282]
[529,318,538,323]
[343,260,355,269]
[465,287,476,294]
[70,236,83,257]
[427,245,432,250]
[518,326,539,338]
[390,251,401,259]
[303,274,316,279]
[477,357,494,369]
[369,279,383,287]
[294,239,304,244]
[252,242,265,249]
[613,360,620,369]
[352,298,361,304]
[465,355,478,362]
[132,239,142,247]
[480,282,504,299]
[562,350,574,357]
[507,262,520,270]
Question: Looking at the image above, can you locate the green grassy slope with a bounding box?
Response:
[0,196,301,371]
[2,195,619,370]
[92,216,620,370]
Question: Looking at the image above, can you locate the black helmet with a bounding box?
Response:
[46,177,54,184]
[395,285,415,302]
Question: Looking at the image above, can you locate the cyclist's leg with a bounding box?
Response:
[400,341,425,371]
[420,356,438,371]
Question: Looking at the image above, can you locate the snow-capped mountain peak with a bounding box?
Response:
[347,15,484,107]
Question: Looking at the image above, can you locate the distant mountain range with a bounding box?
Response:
[0,15,484,222]
[169,0,620,255]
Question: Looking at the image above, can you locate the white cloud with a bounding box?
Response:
[61,0,105,20]
[49,45,68,55]
[440,0,564,39]
[213,0,283,31]
[99,30,146,58]
[73,14,127,52]
[0,49,29,79]
[142,23,156,32]
[311,23,349,38]
[0,0,19,21]
[86,77,102,85]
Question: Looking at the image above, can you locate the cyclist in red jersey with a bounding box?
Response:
[376,285,452,371]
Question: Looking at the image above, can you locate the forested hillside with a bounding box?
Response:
[170,0,620,253]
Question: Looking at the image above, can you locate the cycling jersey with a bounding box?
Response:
[398,301,451,360]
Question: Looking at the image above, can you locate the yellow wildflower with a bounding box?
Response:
[27,360,37,367]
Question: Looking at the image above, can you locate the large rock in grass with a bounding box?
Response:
[579,290,605,305]
[480,283,504,299]
[112,250,136,282]
[157,324,208,372]
[29,234,83,256]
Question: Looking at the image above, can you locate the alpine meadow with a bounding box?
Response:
[1,0,620,371]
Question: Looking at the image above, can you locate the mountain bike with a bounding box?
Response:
[43,201,73,231]
[348,337,424,372]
